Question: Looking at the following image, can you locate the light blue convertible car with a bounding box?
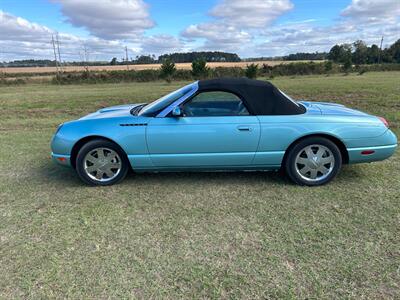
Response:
[51,78,397,186]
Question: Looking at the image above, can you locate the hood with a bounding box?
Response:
[79,103,145,120]
[300,101,369,117]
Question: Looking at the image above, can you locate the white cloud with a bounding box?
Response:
[210,0,294,28]
[182,23,252,51]
[54,0,154,40]
[0,10,133,61]
[0,10,53,42]
[341,0,400,24]
[181,0,293,52]
[141,34,184,55]
[250,0,399,57]
[255,21,400,57]
[0,10,55,60]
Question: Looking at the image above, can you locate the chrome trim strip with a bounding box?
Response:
[156,82,199,118]
[347,144,398,151]
[51,152,71,166]
[51,152,71,159]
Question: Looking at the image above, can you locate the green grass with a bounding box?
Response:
[0,72,399,298]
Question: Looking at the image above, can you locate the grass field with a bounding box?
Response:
[0,60,306,75]
[0,72,399,298]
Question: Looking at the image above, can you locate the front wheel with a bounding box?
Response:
[76,139,129,186]
[285,137,342,186]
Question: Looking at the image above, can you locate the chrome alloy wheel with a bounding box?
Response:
[294,144,335,182]
[83,147,122,182]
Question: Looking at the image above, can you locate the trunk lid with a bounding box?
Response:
[301,101,369,117]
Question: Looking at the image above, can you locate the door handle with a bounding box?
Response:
[237,126,251,132]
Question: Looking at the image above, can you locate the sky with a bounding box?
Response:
[0,0,399,61]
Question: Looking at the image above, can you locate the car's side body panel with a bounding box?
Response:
[146,116,261,167]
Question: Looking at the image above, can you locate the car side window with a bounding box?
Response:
[183,91,250,117]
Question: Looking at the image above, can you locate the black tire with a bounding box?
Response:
[284,137,342,186]
[76,139,129,186]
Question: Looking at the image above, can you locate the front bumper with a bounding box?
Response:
[51,152,72,167]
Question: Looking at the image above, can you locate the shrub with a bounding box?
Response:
[134,70,159,82]
[342,57,352,73]
[354,65,368,75]
[211,67,244,78]
[49,62,400,85]
[245,63,259,79]
[358,68,367,75]
[0,78,26,86]
[261,63,273,77]
[160,59,176,82]
[324,61,333,73]
[173,69,194,81]
[191,58,209,79]
[259,62,327,77]
[363,63,400,72]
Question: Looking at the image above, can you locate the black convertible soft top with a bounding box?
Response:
[198,78,306,115]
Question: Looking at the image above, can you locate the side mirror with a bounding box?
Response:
[172,106,183,117]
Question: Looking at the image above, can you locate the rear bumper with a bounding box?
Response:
[51,152,72,167]
[347,144,397,164]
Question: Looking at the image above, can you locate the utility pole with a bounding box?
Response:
[378,36,384,64]
[56,33,63,72]
[125,46,129,70]
[83,44,89,72]
[51,34,60,76]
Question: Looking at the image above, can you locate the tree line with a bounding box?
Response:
[2,39,399,68]
[244,52,328,61]
[114,51,242,65]
[1,51,241,68]
[328,39,400,67]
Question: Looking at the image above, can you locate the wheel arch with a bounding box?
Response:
[282,133,349,166]
[70,135,127,169]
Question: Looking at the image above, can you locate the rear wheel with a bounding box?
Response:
[285,137,342,186]
[76,139,129,186]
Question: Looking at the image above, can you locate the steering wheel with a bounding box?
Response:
[182,105,193,117]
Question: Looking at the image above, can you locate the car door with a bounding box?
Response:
[146,91,261,168]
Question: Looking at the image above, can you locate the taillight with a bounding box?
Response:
[379,117,389,128]
[361,150,375,155]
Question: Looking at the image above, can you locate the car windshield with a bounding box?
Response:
[138,83,196,116]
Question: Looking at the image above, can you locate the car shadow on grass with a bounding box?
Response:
[38,160,365,188]
[38,160,289,187]
[36,162,83,187]
[126,169,289,186]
